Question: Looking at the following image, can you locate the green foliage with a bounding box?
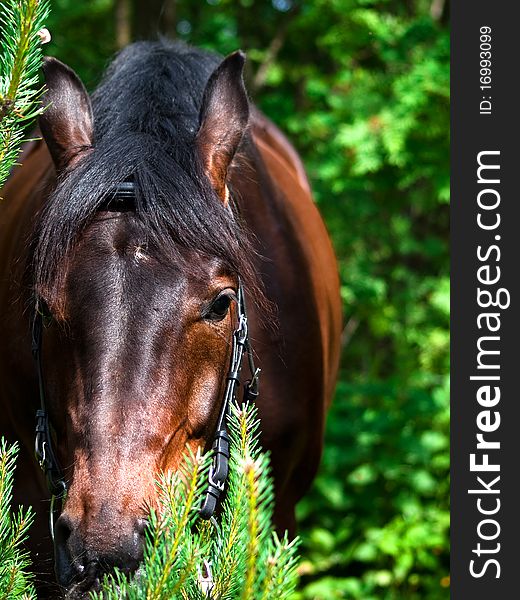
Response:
[45,0,115,88]
[0,0,49,189]
[175,2,449,597]
[284,4,449,598]
[0,440,35,600]
[91,402,300,599]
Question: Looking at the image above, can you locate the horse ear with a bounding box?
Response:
[196,51,249,203]
[39,57,94,172]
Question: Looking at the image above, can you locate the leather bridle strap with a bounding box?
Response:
[199,284,260,520]
[31,309,67,540]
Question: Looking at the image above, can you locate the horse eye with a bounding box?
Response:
[206,293,234,321]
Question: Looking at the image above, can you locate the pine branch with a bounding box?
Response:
[0,440,35,600]
[211,403,291,600]
[242,457,261,599]
[260,533,300,600]
[92,448,211,600]
[146,450,210,599]
[0,407,298,600]
[0,0,50,190]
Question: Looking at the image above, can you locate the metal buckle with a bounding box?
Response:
[38,440,47,471]
[250,367,261,389]
[197,559,214,596]
[235,314,248,345]
[208,469,226,493]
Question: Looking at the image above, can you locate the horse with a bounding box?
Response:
[0,40,341,597]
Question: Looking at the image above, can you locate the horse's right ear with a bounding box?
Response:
[196,51,249,203]
[39,57,94,172]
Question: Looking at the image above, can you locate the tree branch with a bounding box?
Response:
[341,316,360,349]
[252,6,300,93]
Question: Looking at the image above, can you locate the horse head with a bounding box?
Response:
[34,47,254,595]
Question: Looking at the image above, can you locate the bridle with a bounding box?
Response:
[199,283,260,519]
[31,181,260,539]
[32,309,67,539]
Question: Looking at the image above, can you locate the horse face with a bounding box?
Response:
[36,50,250,595]
[43,211,237,592]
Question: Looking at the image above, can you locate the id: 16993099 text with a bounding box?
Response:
[480,26,492,115]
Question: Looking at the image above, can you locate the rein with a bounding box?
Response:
[31,181,260,539]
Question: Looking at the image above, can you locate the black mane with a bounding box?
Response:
[33,40,258,308]
[93,41,220,147]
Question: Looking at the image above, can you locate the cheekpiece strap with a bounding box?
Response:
[199,282,261,520]
[31,311,67,503]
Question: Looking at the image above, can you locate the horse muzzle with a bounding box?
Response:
[54,512,147,594]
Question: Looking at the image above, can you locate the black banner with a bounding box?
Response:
[452,2,520,596]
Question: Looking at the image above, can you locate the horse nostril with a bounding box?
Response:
[126,518,147,568]
[54,513,74,546]
[54,513,84,588]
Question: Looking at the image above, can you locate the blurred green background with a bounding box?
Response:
[42,0,450,598]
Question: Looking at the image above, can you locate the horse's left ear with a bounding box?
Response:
[39,57,94,173]
[196,51,249,203]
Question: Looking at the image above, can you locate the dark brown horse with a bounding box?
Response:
[0,41,341,597]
